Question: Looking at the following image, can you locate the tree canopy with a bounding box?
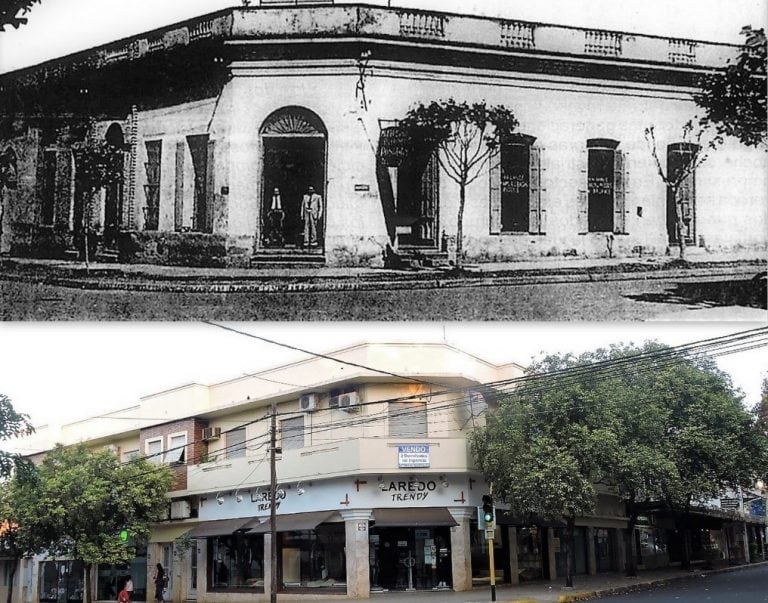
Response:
[0,393,34,478]
[695,27,767,148]
[14,443,174,603]
[399,99,518,268]
[0,0,41,30]
[471,343,768,583]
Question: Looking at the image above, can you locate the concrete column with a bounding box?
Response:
[196,539,207,595]
[448,507,475,592]
[613,528,626,572]
[743,523,751,563]
[586,527,597,575]
[507,526,519,585]
[546,528,557,580]
[341,509,373,599]
[263,533,273,599]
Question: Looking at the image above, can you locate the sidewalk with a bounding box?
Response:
[0,250,764,294]
[306,562,768,603]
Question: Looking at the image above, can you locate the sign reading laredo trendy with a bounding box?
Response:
[398,444,430,468]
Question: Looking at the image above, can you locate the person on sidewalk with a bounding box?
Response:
[117,586,130,603]
[152,564,166,603]
[300,185,323,248]
[124,576,133,602]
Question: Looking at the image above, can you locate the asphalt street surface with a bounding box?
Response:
[598,564,768,602]
[1,273,765,320]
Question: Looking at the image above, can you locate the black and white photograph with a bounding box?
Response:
[1,1,768,603]
[0,0,765,319]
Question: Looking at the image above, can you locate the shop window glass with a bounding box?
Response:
[388,401,427,437]
[96,549,147,602]
[280,523,346,589]
[227,427,246,459]
[555,527,588,576]
[38,561,84,603]
[209,533,265,590]
[517,526,545,581]
[371,526,451,591]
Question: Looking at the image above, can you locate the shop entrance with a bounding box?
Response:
[370,527,452,591]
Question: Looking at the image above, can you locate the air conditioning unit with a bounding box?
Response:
[170,500,191,519]
[202,427,221,441]
[338,391,359,411]
[299,393,318,412]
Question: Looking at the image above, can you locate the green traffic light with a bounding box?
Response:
[483,512,493,522]
[119,529,129,542]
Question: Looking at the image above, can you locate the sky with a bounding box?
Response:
[1,0,767,73]
[0,322,765,431]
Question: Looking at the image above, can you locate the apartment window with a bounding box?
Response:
[166,433,187,464]
[281,416,305,450]
[389,401,427,437]
[489,134,543,234]
[122,449,140,463]
[143,140,162,230]
[578,139,627,234]
[146,437,163,464]
[226,427,246,459]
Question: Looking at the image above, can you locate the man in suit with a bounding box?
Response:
[300,185,323,248]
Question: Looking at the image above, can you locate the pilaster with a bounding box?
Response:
[507,526,519,585]
[341,509,373,598]
[448,507,475,592]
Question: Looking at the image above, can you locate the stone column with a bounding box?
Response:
[448,507,475,592]
[586,527,597,575]
[507,526,519,585]
[195,539,207,595]
[263,533,273,599]
[743,523,751,563]
[546,528,557,580]
[341,509,373,599]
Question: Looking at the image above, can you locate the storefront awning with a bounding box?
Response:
[246,511,341,534]
[373,508,457,528]
[186,518,252,538]
[148,524,197,543]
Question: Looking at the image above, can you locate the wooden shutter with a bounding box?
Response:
[613,150,626,234]
[174,142,185,232]
[577,148,588,234]
[529,145,541,234]
[489,146,501,234]
[205,139,216,233]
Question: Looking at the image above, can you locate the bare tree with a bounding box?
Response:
[644,121,720,260]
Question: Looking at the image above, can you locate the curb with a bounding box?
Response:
[0,262,763,294]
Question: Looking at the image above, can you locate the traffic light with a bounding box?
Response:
[482,494,495,526]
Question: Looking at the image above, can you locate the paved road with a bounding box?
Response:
[599,564,768,602]
[1,274,765,320]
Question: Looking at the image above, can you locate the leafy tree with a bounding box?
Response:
[72,140,124,269]
[644,122,719,260]
[14,444,174,603]
[470,353,619,587]
[0,393,34,478]
[695,27,767,148]
[399,99,518,268]
[0,0,41,30]
[756,376,768,433]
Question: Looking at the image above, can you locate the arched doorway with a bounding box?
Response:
[104,123,125,250]
[260,107,327,252]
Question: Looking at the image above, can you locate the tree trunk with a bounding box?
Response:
[564,518,575,588]
[455,179,466,269]
[624,511,638,577]
[84,563,92,603]
[6,559,17,603]
[672,185,687,260]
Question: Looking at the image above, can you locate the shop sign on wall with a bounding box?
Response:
[398,444,430,467]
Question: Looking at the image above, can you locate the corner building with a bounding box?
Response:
[1,3,765,266]
[14,343,637,602]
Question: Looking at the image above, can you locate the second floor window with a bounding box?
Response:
[227,427,246,459]
[166,433,187,464]
[281,416,305,450]
[146,438,163,464]
[389,401,427,437]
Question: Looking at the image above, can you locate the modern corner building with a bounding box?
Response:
[0,2,765,267]
[4,342,767,603]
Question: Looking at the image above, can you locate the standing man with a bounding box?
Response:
[300,185,323,248]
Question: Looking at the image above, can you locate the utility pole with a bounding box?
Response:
[270,398,278,603]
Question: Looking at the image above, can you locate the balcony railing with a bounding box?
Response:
[399,10,446,39]
[585,29,623,57]
[500,20,535,49]
[189,19,214,41]
[668,38,698,64]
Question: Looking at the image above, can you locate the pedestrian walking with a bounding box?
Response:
[152,564,166,603]
[125,576,133,602]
